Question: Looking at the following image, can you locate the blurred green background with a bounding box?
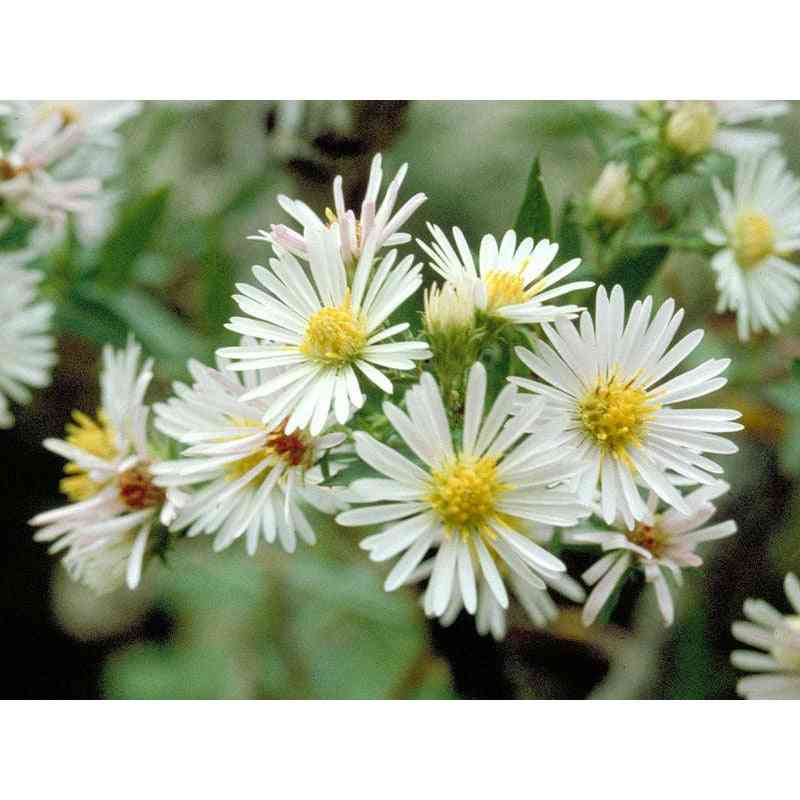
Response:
[4,100,800,699]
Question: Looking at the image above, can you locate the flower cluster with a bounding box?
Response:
[0,101,143,429]
[593,100,800,342]
[29,149,749,650]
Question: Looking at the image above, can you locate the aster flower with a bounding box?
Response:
[704,151,800,341]
[0,254,56,428]
[599,100,788,156]
[731,573,800,699]
[411,524,586,640]
[0,111,99,224]
[336,362,589,619]
[511,285,742,529]
[256,152,426,264]
[29,339,176,594]
[151,348,348,555]
[1,101,141,150]
[417,224,593,326]
[218,225,430,436]
[566,482,736,626]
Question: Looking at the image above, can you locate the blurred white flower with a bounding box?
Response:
[565,482,735,626]
[731,573,800,699]
[418,224,593,326]
[151,350,348,555]
[219,225,429,436]
[257,152,426,264]
[704,151,800,341]
[512,286,742,529]
[336,362,589,621]
[29,339,178,594]
[0,253,56,428]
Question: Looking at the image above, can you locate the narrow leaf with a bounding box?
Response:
[514,156,552,242]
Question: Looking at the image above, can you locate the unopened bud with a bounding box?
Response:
[665,102,718,157]
[589,162,639,224]
[423,280,476,337]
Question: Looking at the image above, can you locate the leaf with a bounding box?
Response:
[601,245,669,299]
[203,219,236,334]
[96,187,170,286]
[0,217,37,251]
[793,359,800,383]
[557,199,582,262]
[75,284,209,370]
[514,155,552,242]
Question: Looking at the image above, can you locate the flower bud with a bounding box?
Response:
[665,102,718,157]
[423,280,476,337]
[589,162,639,224]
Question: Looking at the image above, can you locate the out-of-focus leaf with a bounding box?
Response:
[0,217,36,250]
[514,156,552,241]
[557,199,582,263]
[203,219,235,334]
[601,245,669,298]
[766,382,800,416]
[780,417,800,477]
[132,252,176,287]
[221,162,276,216]
[76,284,208,367]
[792,359,800,383]
[55,296,129,347]
[96,187,170,286]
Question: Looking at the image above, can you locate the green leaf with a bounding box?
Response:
[514,156,552,241]
[793,359,800,383]
[203,219,236,334]
[0,217,37,250]
[601,245,669,298]
[75,284,209,370]
[96,187,170,286]
[557,199,583,262]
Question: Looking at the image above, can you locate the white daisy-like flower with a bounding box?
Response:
[511,285,742,529]
[565,482,736,626]
[417,224,594,326]
[336,362,590,619]
[0,253,56,428]
[218,225,430,436]
[598,100,788,155]
[1,101,141,150]
[256,152,426,264]
[411,524,586,641]
[29,339,177,594]
[731,573,800,699]
[704,151,800,341]
[151,349,348,555]
[0,111,99,224]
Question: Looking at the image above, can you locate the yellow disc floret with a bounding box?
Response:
[224,418,312,485]
[579,372,657,462]
[484,269,531,311]
[427,454,508,538]
[300,290,368,366]
[733,210,775,269]
[60,410,118,501]
[626,519,670,559]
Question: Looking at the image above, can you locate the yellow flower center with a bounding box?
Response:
[579,373,658,462]
[733,211,774,269]
[771,616,800,671]
[626,519,669,559]
[427,454,508,537]
[484,269,531,311]
[665,101,718,157]
[60,410,118,501]
[300,290,368,366]
[224,418,312,485]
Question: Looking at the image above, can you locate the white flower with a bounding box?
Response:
[218,225,430,436]
[423,280,477,337]
[336,362,589,620]
[417,224,593,326]
[731,573,800,699]
[704,151,800,341]
[511,285,742,529]
[29,339,176,594]
[599,100,788,155]
[0,253,56,428]
[1,101,141,150]
[151,349,348,555]
[411,524,586,641]
[566,482,736,626]
[256,152,426,264]
[0,111,99,224]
